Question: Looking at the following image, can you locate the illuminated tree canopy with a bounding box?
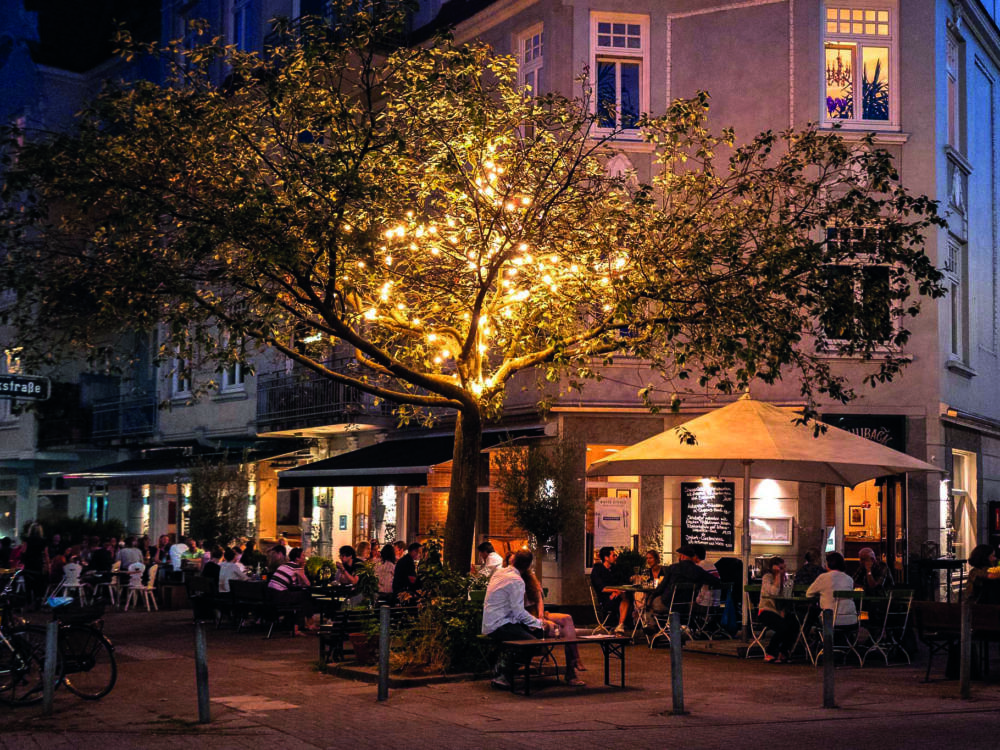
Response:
[0,2,944,568]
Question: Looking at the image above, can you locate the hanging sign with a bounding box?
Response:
[681,481,735,551]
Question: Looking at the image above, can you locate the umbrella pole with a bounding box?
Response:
[741,459,753,639]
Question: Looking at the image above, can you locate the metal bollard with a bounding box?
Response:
[960,595,971,699]
[822,608,836,708]
[377,605,390,702]
[42,620,58,716]
[669,612,687,715]
[194,621,211,723]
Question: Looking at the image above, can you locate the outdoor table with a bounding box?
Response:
[604,584,657,639]
[499,634,631,695]
[773,594,820,663]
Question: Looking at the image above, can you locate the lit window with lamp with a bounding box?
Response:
[823,3,897,127]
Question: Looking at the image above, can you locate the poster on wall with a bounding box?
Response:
[680,481,735,551]
[594,497,632,550]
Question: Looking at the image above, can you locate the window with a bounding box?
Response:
[591,14,648,133]
[219,332,247,392]
[821,227,893,342]
[944,238,969,364]
[517,25,543,95]
[171,348,191,397]
[823,4,896,126]
[946,34,962,150]
[232,0,251,52]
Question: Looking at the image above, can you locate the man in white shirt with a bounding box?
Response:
[168,540,189,571]
[472,542,504,578]
[218,547,248,593]
[806,551,858,627]
[481,549,552,689]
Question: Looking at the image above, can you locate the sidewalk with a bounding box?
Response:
[2,608,999,749]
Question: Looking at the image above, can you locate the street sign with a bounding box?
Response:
[0,374,50,401]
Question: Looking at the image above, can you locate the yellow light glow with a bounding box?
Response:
[364,308,377,320]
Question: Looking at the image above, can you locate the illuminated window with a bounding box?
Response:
[591,14,648,133]
[823,4,896,126]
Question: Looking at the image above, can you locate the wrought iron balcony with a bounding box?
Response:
[256,363,396,434]
[91,394,158,441]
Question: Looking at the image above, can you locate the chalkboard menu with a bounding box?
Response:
[681,481,735,551]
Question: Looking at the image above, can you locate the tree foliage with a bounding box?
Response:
[0,0,945,568]
[187,458,250,547]
[493,442,582,549]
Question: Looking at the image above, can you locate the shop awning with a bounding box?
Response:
[277,427,545,489]
[64,439,309,485]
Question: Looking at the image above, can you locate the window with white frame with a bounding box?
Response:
[823,3,897,126]
[944,238,969,363]
[946,33,962,150]
[217,331,247,392]
[171,346,192,397]
[820,227,894,342]
[518,25,544,95]
[591,14,648,133]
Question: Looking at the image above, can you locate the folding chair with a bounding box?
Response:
[92,560,122,607]
[743,585,770,658]
[864,588,913,665]
[692,581,734,640]
[812,591,863,667]
[648,583,696,649]
[124,563,159,611]
[589,585,612,635]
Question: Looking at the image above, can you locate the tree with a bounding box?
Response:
[187,457,250,547]
[0,1,945,569]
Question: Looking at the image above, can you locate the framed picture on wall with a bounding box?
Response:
[849,507,864,526]
[749,516,793,545]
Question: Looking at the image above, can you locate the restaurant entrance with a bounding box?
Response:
[840,475,906,583]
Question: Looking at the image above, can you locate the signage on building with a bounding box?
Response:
[821,414,907,453]
[681,481,736,551]
[0,374,50,401]
[593,497,632,550]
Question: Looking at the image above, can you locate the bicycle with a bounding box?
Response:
[0,570,51,705]
[21,597,118,700]
[1,572,118,703]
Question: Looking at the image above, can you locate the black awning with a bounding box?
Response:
[277,427,545,489]
[64,439,309,485]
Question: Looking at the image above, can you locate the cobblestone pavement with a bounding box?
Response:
[2,609,1000,749]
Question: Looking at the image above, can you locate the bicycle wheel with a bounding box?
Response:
[0,631,50,705]
[61,624,117,700]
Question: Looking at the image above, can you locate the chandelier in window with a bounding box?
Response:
[826,54,852,88]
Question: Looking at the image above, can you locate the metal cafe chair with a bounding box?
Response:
[864,588,914,666]
[648,583,696,649]
[812,591,864,667]
[588,584,612,635]
[743,585,769,658]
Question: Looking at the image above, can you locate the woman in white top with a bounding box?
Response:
[374,544,396,601]
[758,557,796,663]
[805,551,858,626]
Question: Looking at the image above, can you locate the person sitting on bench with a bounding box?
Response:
[482,549,555,690]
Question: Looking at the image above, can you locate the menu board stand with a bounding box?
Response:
[680,481,735,551]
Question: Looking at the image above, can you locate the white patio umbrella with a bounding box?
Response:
[586,393,940,631]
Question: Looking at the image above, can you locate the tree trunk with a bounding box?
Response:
[443,408,483,570]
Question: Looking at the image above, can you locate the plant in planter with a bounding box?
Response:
[304,555,335,585]
[390,537,487,674]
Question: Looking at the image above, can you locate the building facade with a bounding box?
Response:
[4,0,1000,605]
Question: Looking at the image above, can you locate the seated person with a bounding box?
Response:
[523,566,584,685]
[590,546,632,634]
[472,542,504,578]
[644,550,664,583]
[201,546,223,588]
[967,544,1000,604]
[268,547,310,591]
[649,545,722,613]
[335,545,365,606]
[218,547,248,593]
[806,551,858,628]
[758,556,796,663]
[853,547,894,595]
[481,549,553,689]
[392,542,423,603]
[793,547,825,587]
[690,544,721,608]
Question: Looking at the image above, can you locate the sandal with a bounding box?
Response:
[566,677,586,687]
[574,660,587,672]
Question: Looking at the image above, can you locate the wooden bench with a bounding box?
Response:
[319,605,417,664]
[494,635,631,695]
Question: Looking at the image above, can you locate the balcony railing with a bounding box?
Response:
[256,363,395,433]
[91,394,158,441]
